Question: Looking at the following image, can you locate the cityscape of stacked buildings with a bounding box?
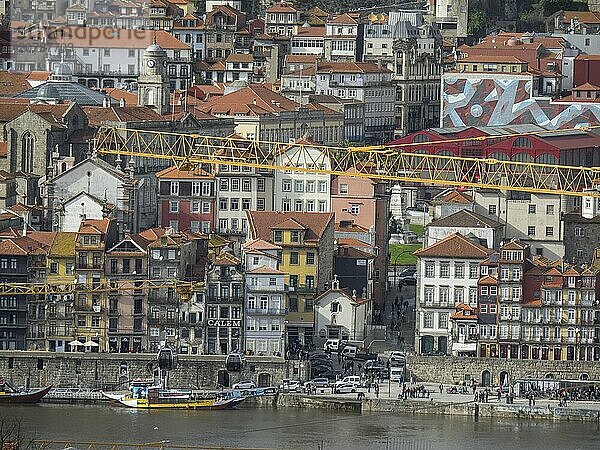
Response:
[0,0,600,363]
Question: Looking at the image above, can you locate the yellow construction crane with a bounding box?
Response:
[0,279,203,301]
[94,126,600,198]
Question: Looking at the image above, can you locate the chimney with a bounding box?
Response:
[253,98,257,105]
[102,97,110,108]
[119,97,125,107]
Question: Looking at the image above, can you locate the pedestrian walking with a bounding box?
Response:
[439,383,443,394]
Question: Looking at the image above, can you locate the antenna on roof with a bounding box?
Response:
[152,33,157,45]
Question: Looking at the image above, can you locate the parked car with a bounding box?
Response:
[305,378,330,389]
[364,360,386,372]
[279,379,302,392]
[335,376,361,388]
[232,380,256,390]
[334,382,358,394]
[398,267,416,278]
[323,339,341,352]
[315,370,339,381]
[399,276,416,286]
[389,351,406,366]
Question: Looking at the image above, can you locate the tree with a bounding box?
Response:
[468,6,488,39]
[0,415,33,450]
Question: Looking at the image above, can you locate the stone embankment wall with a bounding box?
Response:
[0,351,289,389]
[406,356,600,385]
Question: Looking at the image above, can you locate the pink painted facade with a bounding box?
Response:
[331,175,377,231]
[331,172,390,307]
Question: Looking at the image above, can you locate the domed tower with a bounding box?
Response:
[137,37,170,114]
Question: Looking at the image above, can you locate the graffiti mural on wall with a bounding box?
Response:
[442,75,600,129]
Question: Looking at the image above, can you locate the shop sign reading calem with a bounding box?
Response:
[207,319,242,327]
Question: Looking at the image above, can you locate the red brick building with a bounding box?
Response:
[156,166,215,233]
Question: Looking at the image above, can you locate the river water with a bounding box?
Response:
[5,403,600,449]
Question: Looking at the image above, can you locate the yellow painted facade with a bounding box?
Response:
[272,228,319,330]
[46,232,77,350]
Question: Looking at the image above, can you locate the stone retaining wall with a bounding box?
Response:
[0,351,289,389]
[406,356,600,385]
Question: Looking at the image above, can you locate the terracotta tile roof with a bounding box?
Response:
[434,190,473,204]
[78,218,111,235]
[27,71,52,81]
[316,62,391,74]
[82,106,166,126]
[49,232,77,257]
[336,246,374,259]
[103,88,138,106]
[266,1,298,13]
[137,227,168,242]
[271,217,306,230]
[155,165,213,179]
[199,84,300,116]
[501,240,527,251]
[451,304,478,320]
[214,251,240,266]
[573,82,600,91]
[243,238,282,251]
[247,211,334,243]
[285,54,320,64]
[0,71,33,97]
[0,103,30,122]
[478,275,497,285]
[0,236,49,256]
[246,265,285,275]
[458,55,527,64]
[226,53,254,63]
[26,231,57,247]
[296,26,325,37]
[429,210,502,229]
[337,237,371,248]
[561,11,600,24]
[205,5,245,27]
[50,28,190,50]
[329,13,357,24]
[0,142,6,158]
[414,233,492,259]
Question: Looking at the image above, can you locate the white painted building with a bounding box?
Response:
[243,239,287,356]
[215,164,274,251]
[60,192,106,232]
[41,157,141,236]
[274,140,331,214]
[425,209,503,250]
[414,233,492,355]
[47,28,192,90]
[291,26,325,56]
[474,190,564,260]
[315,62,395,143]
[314,279,372,341]
[324,13,361,61]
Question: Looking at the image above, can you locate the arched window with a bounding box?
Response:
[513,137,533,148]
[412,133,430,143]
[21,132,34,173]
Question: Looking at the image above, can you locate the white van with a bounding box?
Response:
[390,367,405,382]
[341,345,357,358]
[324,339,341,352]
[335,375,361,388]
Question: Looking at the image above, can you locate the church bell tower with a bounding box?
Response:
[137,37,170,115]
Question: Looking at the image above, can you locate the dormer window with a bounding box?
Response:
[291,231,300,243]
[274,230,283,242]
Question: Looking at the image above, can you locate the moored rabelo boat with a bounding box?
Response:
[0,378,52,403]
